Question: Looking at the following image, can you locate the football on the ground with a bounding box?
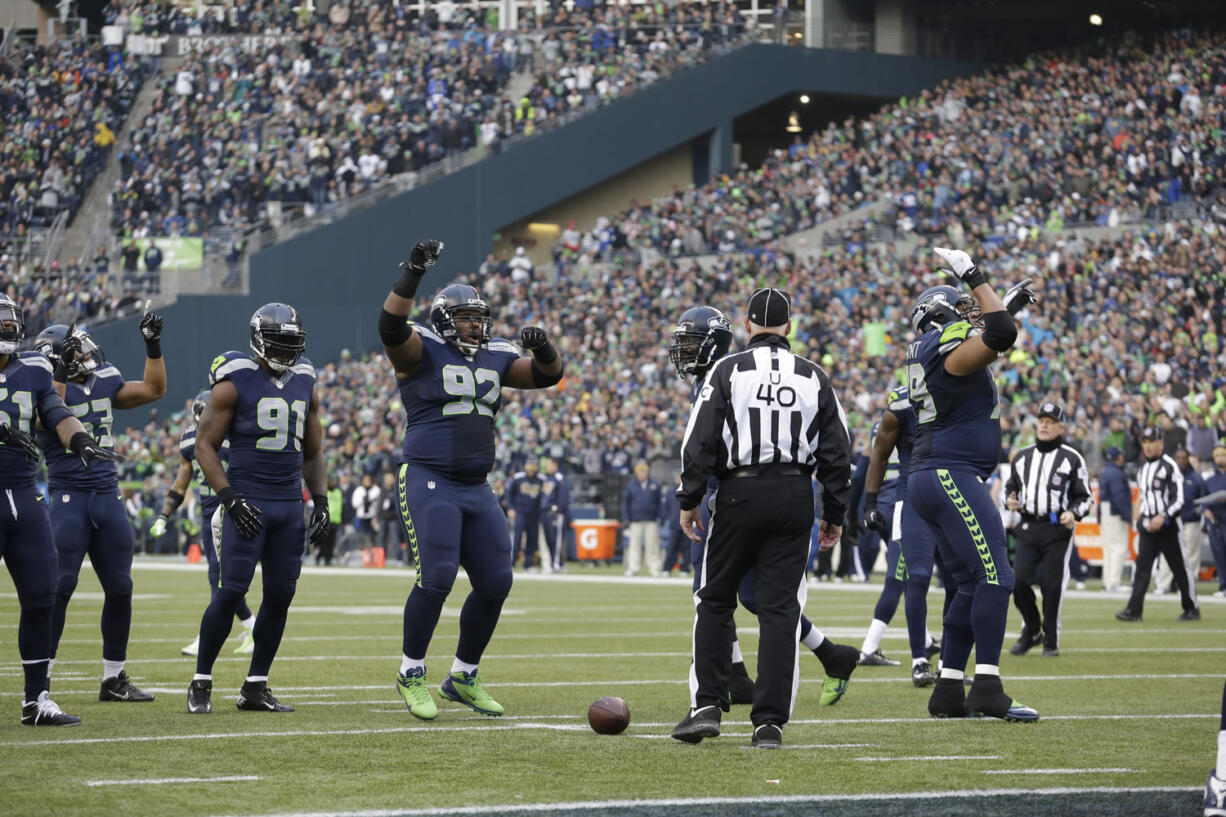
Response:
[587,696,630,735]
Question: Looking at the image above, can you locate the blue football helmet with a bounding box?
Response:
[249,302,305,373]
[910,285,979,333]
[0,295,23,355]
[431,284,491,356]
[192,390,209,421]
[33,323,104,378]
[669,305,733,378]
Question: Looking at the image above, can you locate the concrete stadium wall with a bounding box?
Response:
[89,44,982,411]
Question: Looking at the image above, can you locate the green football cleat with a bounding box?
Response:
[819,676,850,706]
[440,670,504,716]
[395,667,438,720]
[233,628,255,654]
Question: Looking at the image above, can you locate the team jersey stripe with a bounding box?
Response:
[213,358,259,381]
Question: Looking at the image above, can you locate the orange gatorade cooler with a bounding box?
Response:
[572,519,618,560]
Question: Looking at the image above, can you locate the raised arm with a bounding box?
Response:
[930,248,1022,377]
[379,240,442,378]
[504,326,563,390]
[115,302,167,409]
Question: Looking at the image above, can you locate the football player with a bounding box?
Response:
[0,295,122,725]
[186,303,330,714]
[906,248,1038,722]
[857,389,948,685]
[151,390,254,657]
[35,304,166,703]
[670,306,860,706]
[379,240,563,720]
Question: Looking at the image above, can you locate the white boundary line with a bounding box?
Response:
[209,787,1201,817]
[84,775,261,787]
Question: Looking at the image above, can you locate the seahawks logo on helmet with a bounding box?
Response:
[249,303,306,374]
[431,284,492,356]
[910,286,981,333]
[669,306,733,379]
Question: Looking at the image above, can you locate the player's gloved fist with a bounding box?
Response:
[865,507,888,536]
[150,515,169,538]
[68,431,124,468]
[139,300,164,342]
[407,239,444,272]
[0,423,41,463]
[54,332,84,381]
[933,247,987,289]
[218,486,263,539]
[308,494,330,545]
[1003,277,1038,317]
[518,326,548,351]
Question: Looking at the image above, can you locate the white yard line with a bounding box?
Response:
[982,768,1141,775]
[856,755,1002,762]
[84,775,261,787]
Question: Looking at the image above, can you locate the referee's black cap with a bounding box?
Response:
[1037,401,1065,422]
[1141,425,1163,441]
[747,288,791,327]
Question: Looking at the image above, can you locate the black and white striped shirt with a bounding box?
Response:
[677,334,852,520]
[1136,453,1184,526]
[1005,440,1093,521]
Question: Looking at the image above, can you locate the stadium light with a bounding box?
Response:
[786,113,802,133]
[1089,13,1103,26]
[799,94,810,104]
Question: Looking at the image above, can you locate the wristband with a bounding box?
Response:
[166,489,185,514]
[531,340,558,365]
[963,267,988,289]
[864,491,878,512]
[392,263,426,298]
[311,494,328,510]
[53,360,72,382]
[218,486,237,507]
[144,338,162,359]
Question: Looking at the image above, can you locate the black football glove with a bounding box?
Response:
[54,331,83,382]
[408,239,444,272]
[218,487,264,539]
[0,424,41,463]
[68,431,125,468]
[863,492,889,535]
[1003,277,1038,317]
[518,326,548,352]
[139,300,164,358]
[308,494,330,545]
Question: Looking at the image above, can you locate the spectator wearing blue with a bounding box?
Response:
[660,474,689,576]
[540,456,569,573]
[1157,449,1207,593]
[1098,447,1132,593]
[1204,445,1226,599]
[143,240,162,274]
[622,461,662,576]
[506,460,546,572]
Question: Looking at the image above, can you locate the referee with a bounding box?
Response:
[1116,426,1201,623]
[671,287,852,749]
[1004,402,1093,657]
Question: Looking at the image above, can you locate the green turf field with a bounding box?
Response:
[0,561,1217,817]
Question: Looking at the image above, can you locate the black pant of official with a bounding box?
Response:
[1124,525,1198,617]
[692,473,813,728]
[1012,519,1073,650]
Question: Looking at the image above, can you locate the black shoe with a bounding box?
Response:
[925,638,942,660]
[1008,628,1043,656]
[819,643,860,681]
[928,677,967,718]
[187,679,212,714]
[1042,647,1060,657]
[728,662,754,705]
[858,650,901,667]
[965,675,1039,722]
[1115,609,1142,622]
[912,661,935,687]
[99,670,155,702]
[751,723,783,749]
[671,705,721,744]
[1177,608,1201,622]
[237,681,294,712]
[20,692,81,726]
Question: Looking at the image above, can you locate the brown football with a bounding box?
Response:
[587,696,630,735]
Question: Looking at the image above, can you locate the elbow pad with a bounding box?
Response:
[531,360,564,388]
[980,310,1017,352]
[378,309,413,347]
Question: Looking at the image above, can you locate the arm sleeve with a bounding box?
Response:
[677,363,731,511]
[1005,453,1023,498]
[812,371,853,522]
[1067,450,1094,520]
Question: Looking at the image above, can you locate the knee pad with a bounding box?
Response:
[212,585,248,611]
[414,581,454,604]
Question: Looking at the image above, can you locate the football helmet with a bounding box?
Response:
[0,295,24,355]
[910,285,980,333]
[669,306,733,379]
[192,390,209,421]
[33,324,104,378]
[431,284,491,356]
[249,303,306,374]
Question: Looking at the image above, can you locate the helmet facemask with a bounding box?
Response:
[251,326,306,374]
[669,331,713,378]
[0,300,25,355]
[440,305,491,356]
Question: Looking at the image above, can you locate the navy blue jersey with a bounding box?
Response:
[178,422,230,514]
[37,363,124,492]
[209,351,315,501]
[886,385,918,496]
[906,320,1000,478]
[398,325,520,485]
[0,352,72,488]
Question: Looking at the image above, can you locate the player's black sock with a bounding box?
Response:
[813,638,837,662]
[969,583,1011,666]
[904,575,931,658]
[941,590,974,672]
[1220,680,1226,731]
[248,582,295,677]
[402,585,448,659]
[100,592,131,663]
[18,604,53,701]
[455,589,507,665]
[196,588,242,675]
